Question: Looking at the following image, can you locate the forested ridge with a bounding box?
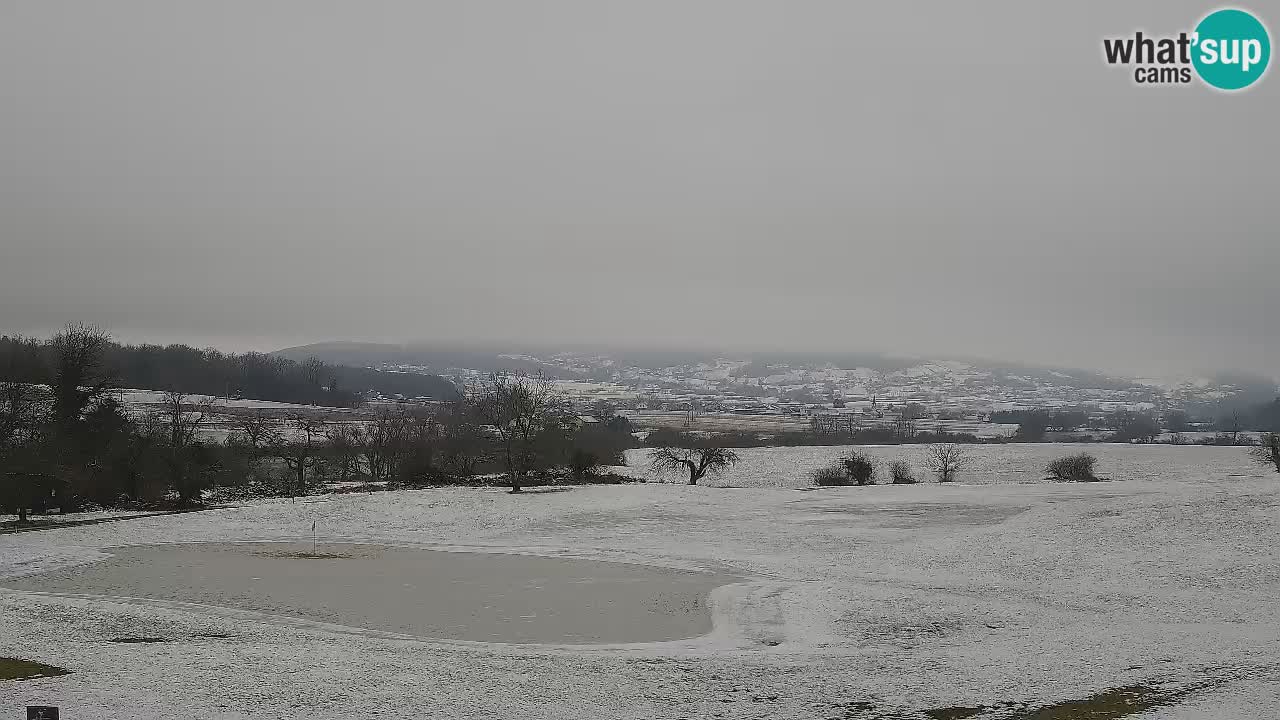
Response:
[0,332,458,407]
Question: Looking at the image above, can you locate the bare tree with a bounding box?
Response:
[896,402,926,439]
[0,381,43,450]
[925,444,972,483]
[362,410,409,482]
[436,401,485,477]
[682,401,703,428]
[300,356,325,396]
[227,411,278,482]
[161,391,206,449]
[1251,433,1280,474]
[468,371,566,492]
[158,391,212,506]
[1227,411,1244,446]
[590,399,618,423]
[0,382,52,522]
[229,411,276,451]
[271,415,328,496]
[649,447,739,485]
[324,423,364,483]
[394,410,443,483]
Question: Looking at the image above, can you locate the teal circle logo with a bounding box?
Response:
[1192,8,1271,90]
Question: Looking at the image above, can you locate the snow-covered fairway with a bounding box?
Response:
[2,474,1279,719]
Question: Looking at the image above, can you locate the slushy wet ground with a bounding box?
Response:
[2,542,736,644]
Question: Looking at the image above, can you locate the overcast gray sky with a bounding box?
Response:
[1,1,1276,377]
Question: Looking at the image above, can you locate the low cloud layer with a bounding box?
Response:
[1,1,1276,377]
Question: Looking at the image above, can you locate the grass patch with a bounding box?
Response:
[1009,681,1223,719]
[108,637,168,644]
[823,679,1221,719]
[0,658,69,681]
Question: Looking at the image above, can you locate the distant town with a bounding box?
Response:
[288,344,1272,443]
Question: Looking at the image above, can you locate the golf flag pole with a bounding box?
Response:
[312,520,316,555]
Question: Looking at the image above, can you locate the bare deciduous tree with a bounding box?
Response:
[590,399,618,423]
[0,382,52,522]
[362,410,408,482]
[227,411,278,482]
[896,402,926,439]
[325,423,364,483]
[158,390,212,506]
[469,371,566,492]
[1226,411,1244,446]
[649,447,739,485]
[272,415,328,496]
[925,444,972,483]
[0,381,42,450]
[229,411,276,451]
[436,401,485,477]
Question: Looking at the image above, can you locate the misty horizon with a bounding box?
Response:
[3,325,1276,386]
[2,5,1280,718]
[3,1,1277,379]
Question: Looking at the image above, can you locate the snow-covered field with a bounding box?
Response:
[114,389,325,412]
[2,447,1278,719]
[623,442,1270,487]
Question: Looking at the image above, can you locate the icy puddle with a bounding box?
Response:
[2,542,736,644]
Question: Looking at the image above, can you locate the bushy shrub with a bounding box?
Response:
[812,451,877,486]
[811,465,849,486]
[840,452,877,486]
[890,460,917,484]
[1046,453,1100,482]
[1249,433,1280,473]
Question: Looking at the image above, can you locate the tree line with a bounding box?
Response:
[1,326,637,520]
[0,331,458,409]
[995,400,1280,444]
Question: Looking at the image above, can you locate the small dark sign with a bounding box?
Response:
[26,707,59,720]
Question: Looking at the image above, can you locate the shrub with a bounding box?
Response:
[569,449,602,481]
[1046,453,1101,482]
[890,460,917,484]
[811,465,849,486]
[812,451,877,486]
[839,452,877,486]
[1248,433,1279,474]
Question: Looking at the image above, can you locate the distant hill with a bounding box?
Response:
[273,341,575,377]
[273,341,1131,391]
[270,340,1274,412]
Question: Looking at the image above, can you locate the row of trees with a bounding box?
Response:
[0,332,459,409]
[1006,408,1163,442]
[1,326,227,518]
[1000,401,1280,444]
[2,328,641,519]
[226,374,635,495]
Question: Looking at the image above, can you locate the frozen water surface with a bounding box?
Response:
[3,542,736,645]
